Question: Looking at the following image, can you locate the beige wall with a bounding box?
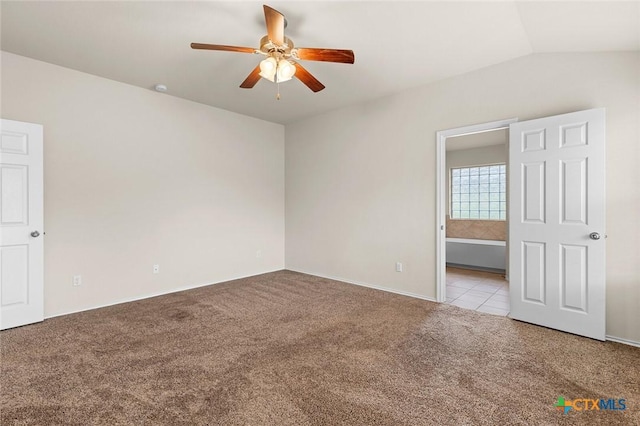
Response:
[447,144,506,168]
[1,52,285,317]
[286,52,640,342]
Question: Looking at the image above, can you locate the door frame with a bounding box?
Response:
[435,118,518,303]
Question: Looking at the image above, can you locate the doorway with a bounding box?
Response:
[435,118,516,307]
[444,129,510,314]
[436,109,606,341]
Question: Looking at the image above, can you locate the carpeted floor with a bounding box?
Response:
[1,270,638,425]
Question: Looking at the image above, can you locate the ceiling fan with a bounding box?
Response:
[191,4,355,98]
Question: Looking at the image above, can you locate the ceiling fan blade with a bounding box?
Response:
[295,48,355,64]
[240,65,262,89]
[294,63,325,92]
[191,43,255,54]
[263,5,285,45]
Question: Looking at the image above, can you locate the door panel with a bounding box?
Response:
[560,244,587,312]
[522,162,545,223]
[522,241,545,304]
[561,159,587,224]
[0,119,44,330]
[1,245,29,305]
[509,108,605,340]
[1,165,29,224]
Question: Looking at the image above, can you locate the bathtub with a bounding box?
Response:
[445,238,506,272]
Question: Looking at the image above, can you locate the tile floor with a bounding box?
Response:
[446,267,510,316]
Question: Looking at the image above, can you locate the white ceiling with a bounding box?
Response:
[2,1,639,124]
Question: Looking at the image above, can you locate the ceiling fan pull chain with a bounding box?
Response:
[276,59,281,100]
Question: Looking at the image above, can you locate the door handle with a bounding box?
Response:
[30,231,40,238]
[589,232,600,240]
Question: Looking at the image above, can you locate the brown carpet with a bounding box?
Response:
[1,270,638,425]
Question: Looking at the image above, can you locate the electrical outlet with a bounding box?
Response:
[396,262,403,272]
[256,250,262,258]
[73,275,82,286]
[153,264,160,274]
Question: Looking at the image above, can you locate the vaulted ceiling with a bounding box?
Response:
[2,1,639,124]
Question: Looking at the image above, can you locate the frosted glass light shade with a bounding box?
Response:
[259,57,277,82]
[277,59,296,82]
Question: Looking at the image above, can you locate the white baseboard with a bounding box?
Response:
[605,335,640,348]
[45,268,284,320]
[286,268,437,302]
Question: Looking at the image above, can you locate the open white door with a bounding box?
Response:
[0,119,44,330]
[509,108,605,340]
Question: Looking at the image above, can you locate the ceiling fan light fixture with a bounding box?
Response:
[259,57,296,83]
[259,57,277,82]
[277,59,296,82]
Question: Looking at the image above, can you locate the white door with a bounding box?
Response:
[0,119,44,330]
[509,108,605,340]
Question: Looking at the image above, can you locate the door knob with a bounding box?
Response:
[589,232,600,240]
[30,231,40,238]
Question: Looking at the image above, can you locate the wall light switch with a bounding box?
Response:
[153,264,160,274]
[73,275,82,286]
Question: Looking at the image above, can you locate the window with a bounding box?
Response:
[450,164,506,220]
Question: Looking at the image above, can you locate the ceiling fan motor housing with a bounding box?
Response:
[259,35,294,58]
